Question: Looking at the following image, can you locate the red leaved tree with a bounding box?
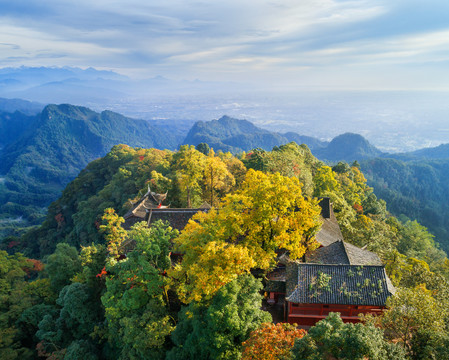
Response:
[242,322,306,360]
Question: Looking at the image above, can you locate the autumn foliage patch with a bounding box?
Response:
[241,322,306,360]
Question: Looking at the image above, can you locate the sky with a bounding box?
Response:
[1,0,449,90]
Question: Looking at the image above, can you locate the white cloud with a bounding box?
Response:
[1,0,449,89]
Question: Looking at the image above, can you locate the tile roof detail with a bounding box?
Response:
[124,188,168,217]
[306,240,382,266]
[265,280,286,293]
[286,263,394,306]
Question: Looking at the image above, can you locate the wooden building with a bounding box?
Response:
[284,263,395,326]
[265,197,395,326]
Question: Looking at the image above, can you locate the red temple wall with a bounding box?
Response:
[287,302,384,326]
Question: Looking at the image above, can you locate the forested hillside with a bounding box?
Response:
[0,97,43,116]
[3,104,449,272]
[1,143,448,359]
[362,157,449,254]
[0,111,37,149]
[0,104,179,239]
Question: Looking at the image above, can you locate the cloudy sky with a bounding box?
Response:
[1,0,449,90]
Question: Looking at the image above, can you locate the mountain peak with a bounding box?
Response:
[316,132,382,162]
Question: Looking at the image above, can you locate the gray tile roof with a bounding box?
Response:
[306,240,382,266]
[123,190,169,229]
[343,241,383,265]
[315,199,344,247]
[286,263,394,306]
[265,280,286,293]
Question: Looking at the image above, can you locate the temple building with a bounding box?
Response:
[123,189,394,326]
[123,186,210,230]
[265,198,395,326]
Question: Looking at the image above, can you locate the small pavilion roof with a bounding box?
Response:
[123,187,169,229]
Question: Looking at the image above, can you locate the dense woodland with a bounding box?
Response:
[1,142,449,359]
[362,158,449,254]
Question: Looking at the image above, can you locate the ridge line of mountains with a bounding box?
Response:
[2,100,446,186]
[2,99,449,254]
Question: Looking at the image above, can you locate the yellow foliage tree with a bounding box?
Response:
[242,322,306,360]
[203,149,235,206]
[99,208,127,261]
[172,145,206,208]
[171,169,322,303]
[218,150,247,187]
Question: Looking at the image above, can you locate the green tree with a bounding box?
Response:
[167,274,271,360]
[195,142,210,155]
[45,243,82,294]
[379,286,447,356]
[398,220,436,259]
[409,328,449,360]
[36,282,102,356]
[0,251,54,359]
[64,340,99,360]
[101,220,178,359]
[291,312,405,360]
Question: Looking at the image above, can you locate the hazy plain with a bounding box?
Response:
[100,89,449,153]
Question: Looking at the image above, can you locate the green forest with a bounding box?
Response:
[1,142,449,359]
[362,157,449,254]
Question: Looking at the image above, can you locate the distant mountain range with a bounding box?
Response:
[0,66,245,106]
[0,97,43,115]
[0,67,129,105]
[387,143,449,161]
[1,103,178,188]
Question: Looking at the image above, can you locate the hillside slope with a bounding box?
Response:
[389,143,449,161]
[1,104,177,186]
[361,157,449,253]
[0,104,178,237]
[0,111,37,149]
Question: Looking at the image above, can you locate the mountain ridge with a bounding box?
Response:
[182,115,329,153]
[0,104,180,237]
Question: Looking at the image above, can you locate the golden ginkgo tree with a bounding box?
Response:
[171,169,322,303]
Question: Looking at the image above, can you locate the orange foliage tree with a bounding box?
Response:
[241,322,306,360]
